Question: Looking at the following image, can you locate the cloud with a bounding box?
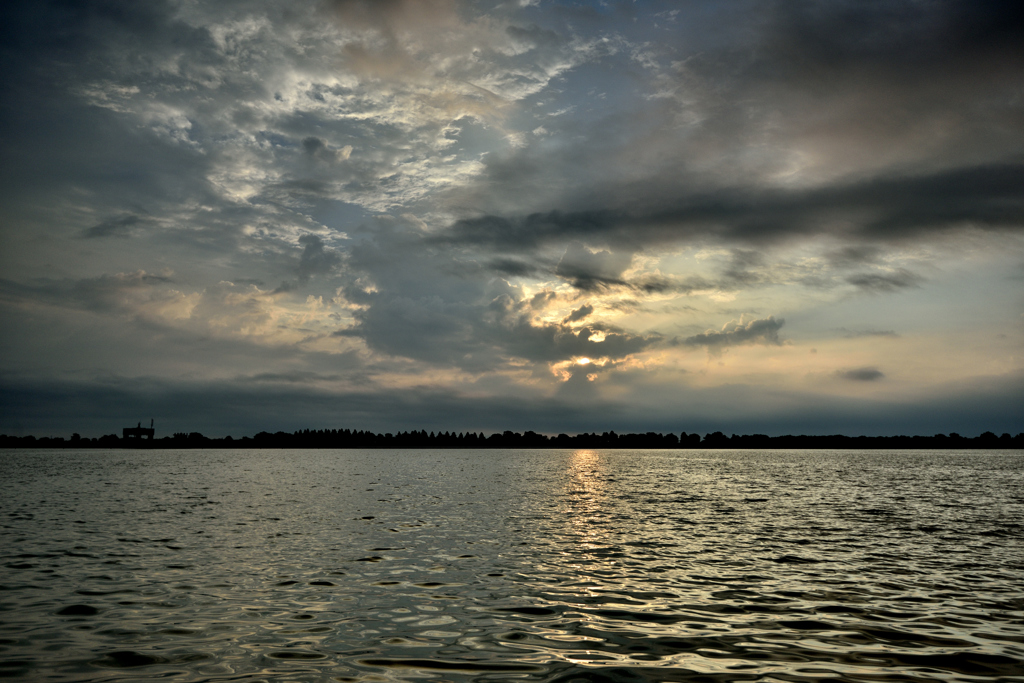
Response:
[82,214,148,239]
[836,328,900,339]
[1,0,1022,438]
[846,269,923,293]
[438,164,1024,254]
[0,271,176,314]
[563,304,593,324]
[679,316,786,353]
[837,367,885,382]
[334,287,658,370]
[323,215,660,371]
[428,0,1024,253]
[555,242,633,291]
[302,137,352,164]
[826,246,882,269]
[721,249,768,288]
[0,374,617,438]
[241,371,344,384]
[758,1,1024,82]
[0,270,348,349]
[488,314,658,365]
[271,280,298,294]
[487,258,539,277]
[297,234,341,282]
[4,368,1020,439]
[334,294,482,366]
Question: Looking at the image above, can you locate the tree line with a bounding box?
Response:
[1,428,1021,449]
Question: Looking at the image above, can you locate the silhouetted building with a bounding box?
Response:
[123,419,155,440]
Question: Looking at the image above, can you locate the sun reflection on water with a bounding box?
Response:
[561,449,611,554]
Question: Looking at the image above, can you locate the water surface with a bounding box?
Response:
[1,449,1022,681]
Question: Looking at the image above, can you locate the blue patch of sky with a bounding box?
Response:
[308,199,368,236]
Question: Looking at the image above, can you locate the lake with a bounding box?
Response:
[1,448,1022,682]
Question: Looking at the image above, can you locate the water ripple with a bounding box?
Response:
[1,448,1022,681]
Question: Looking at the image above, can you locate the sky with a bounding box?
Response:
[1,0,1022,438]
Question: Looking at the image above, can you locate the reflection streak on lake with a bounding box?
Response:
[1,448,1023,682]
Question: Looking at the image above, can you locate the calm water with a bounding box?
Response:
[1,449,1023,682]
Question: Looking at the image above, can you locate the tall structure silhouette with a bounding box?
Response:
[122,419,154,440]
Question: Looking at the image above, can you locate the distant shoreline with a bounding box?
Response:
[1,429,1021,449]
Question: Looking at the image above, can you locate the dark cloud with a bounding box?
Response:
[489,317,658,364]
[271,280,298,294]
[854,165,1024,238]
[486,252,710,296]
[297,234,341,282]
[302,136,328,155]
[760,0,1024,80]
[0,271,173,313]
[3,369,1020,439]
[0,0,211,63]
[836,328,900,339]
[0,374,614,438]
[846,269,923,293]
[487,258,539,277]
[436,211,614,251]
[241,371,343,384]
[528,291,557,309]
[636,275,716,296]
[438,164,1024,253]
[301,136,351,164]
[82,214,147,239]
[721,249,768,288]
[563,304,593,324]
[679,316,785,353]
[333,294,482,366]
[826,246,882,269]
[837,367,885,382]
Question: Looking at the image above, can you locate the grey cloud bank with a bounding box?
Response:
[1,0,1022,437]
[2,371,1021,440]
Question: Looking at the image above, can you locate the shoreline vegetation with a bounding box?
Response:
[1,429,1022,450]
